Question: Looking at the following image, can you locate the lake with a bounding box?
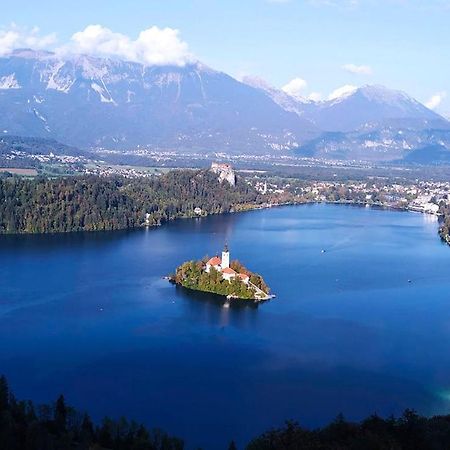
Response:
[1,204,450,449]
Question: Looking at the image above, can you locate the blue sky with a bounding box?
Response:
[1,0,449,115]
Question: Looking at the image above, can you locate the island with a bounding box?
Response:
[171,245,273,301]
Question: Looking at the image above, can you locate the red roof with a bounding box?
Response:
[238,273,249,280]
[207,256,221,266]
[222,267,236,275]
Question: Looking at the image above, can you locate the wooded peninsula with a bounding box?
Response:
[0,169,262,234]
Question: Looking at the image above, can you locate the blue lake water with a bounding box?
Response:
[1,204,450,449]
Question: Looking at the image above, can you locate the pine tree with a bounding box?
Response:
[0,375,9,412]
[54,394,67,432]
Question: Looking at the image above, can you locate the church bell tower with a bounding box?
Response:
[222,244,230,269]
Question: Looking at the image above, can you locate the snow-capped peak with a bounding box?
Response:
[357,84,415,104]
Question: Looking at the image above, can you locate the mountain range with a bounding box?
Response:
[0,49,449,162]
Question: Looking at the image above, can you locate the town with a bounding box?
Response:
[247,176,450,216]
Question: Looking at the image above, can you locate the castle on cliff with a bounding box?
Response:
[210,162,236,186]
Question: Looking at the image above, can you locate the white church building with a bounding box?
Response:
[205,245,249,284]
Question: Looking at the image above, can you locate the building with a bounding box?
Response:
[204,244,249,283]
[222,267,237,281]
[238,273,250,284]
[205,256,221,273]
[221,244,230,269]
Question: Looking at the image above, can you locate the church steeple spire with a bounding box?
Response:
[222,243,230,269]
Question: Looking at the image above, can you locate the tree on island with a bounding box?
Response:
[174,259,270,300]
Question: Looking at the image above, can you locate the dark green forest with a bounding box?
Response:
[4,375,450,450]
[246,412,450,450]
[0,170,261,234]
[0,375,183,450]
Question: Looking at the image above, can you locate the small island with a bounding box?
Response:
[171,245,273,301]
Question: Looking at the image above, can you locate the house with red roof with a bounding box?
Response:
[205,256,222,273]
[222,267,237,281]
[205,244,231,274]
[238,273,250,284]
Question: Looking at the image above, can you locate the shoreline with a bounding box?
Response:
[0,197,444,239]
[170,279,270,302]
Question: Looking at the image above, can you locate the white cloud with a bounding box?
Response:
[425,91,447,110]
[342,63,373,75]
[308,92,324,101]
[282,77,308,99]
[58,25,193,66]
[328,84,358,100]
[0,24,56,56]
[308,0,359,8]
[0,24,193,66]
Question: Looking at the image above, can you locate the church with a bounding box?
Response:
[205,245,249,284]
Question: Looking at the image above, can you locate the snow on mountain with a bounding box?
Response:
[242,75,311,115]
[0,48,448,161]
[0,49,316,152]
[242,78,448,136]
[0,73,20,89]
[305,85,448,132]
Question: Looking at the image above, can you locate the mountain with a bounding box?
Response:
[0,135,84,157]
[0,49,316,153]
[295,126,450,161]
[242,76,314,117]
[243,79,450,161]
[304,85,448,132]
[0,49,448,162]
[244,80,448,132]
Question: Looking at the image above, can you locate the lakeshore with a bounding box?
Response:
[2,169,450,248]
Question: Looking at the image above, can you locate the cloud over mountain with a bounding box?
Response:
[0,24,194,66]
[282,77,308,99]
[58,25,194,66]
[328,84,358,100]
[0,24,56,56]
[426,91,447,110]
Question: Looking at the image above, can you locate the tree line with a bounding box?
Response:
[0,170,262,234]
[0,375,182,450]
[4,374,450,449]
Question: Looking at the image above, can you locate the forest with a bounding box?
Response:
[4,375,450,449]
[0,375,182,450]
[0,170,261,234]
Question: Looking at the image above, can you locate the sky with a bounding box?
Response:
[0,0,449,116]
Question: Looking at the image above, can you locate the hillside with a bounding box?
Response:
[0,169,262,234]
